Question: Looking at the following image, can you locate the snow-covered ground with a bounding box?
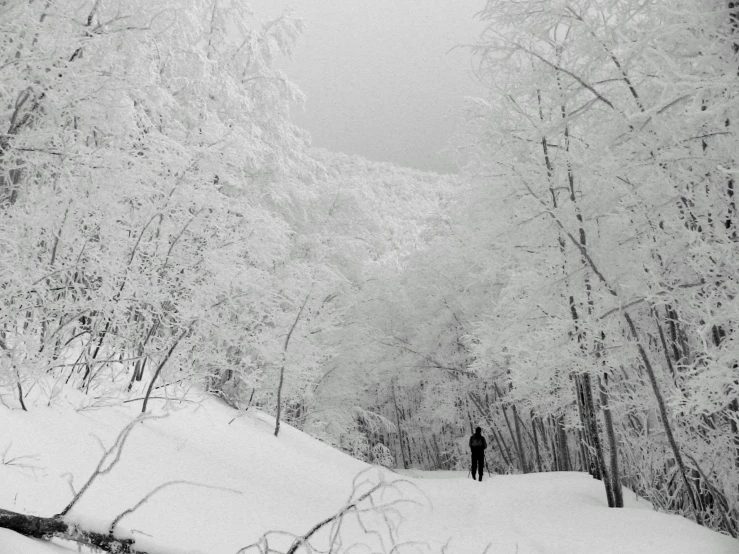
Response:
[0,394,736,554]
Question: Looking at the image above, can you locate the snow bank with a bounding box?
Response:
[0,395,370,553]
[400,471,737,553]
[0,395,736,553]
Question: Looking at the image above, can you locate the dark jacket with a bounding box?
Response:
[469,432,487,454]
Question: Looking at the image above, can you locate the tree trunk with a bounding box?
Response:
[576,429,587,472]
[574,374,595,476]
[623,312,702,524]
[512,403,528,473]
[0,509,146,553]
[583,372,615,507]
[729,398,739,469]
[556,415,571,471]
[550,417,560,471]
[142,328,187,413]
[599,374,623,507]
[534,416,552,470]
[531,410,542,472]
[502,403,523,471]
[391,380,408,469]
[274,291,311,437]
[468,391,513,467]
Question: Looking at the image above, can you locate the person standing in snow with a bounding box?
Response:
[469,427,487,481]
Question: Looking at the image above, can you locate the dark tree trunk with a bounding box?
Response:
[624,312,702,525]
[502,403,523,471]
[534,416,552,470]
[599,374,623,507]
[575,374,595,476]
[531,410,542,472]
[576,429,587,472]
[391,381,408,469]
[468,391,513,467]
[556,415,571,471]
[494,426,514,468]
[0,509,146,553]
[583,372,615,507]
[729,398,739,468]
[512,403,528,473]
[550,417,560,471]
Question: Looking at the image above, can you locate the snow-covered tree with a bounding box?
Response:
[455,0,739,532]
[0,0,333,419]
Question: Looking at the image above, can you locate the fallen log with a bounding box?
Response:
[0,508,147,553]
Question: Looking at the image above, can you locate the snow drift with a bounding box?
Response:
[0,394,736,553]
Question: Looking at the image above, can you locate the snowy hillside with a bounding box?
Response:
[0,396,735,554]
[5,0,739,546]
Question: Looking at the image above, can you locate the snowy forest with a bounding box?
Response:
[1,0,739,552]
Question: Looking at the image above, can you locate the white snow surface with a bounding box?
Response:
[0,395,736,554]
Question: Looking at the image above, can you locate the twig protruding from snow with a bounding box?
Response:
[286,482,382,554]
[109,480,242,535]
[236,468,424,554]
[1,442,40,471]
[59,413,165,517]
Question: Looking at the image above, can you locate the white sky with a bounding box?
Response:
[250,0,488,173]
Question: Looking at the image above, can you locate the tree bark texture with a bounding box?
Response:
[574,375,595,476]
[531,410,542,472]
[0,509,147,553]
[391,380,409,469]
[556,415,571,472]
[512,404,528,473]
[502,404,523,471]
[599,374,623,507]
[583,372,615,507]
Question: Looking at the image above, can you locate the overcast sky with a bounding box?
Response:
[250,1,488,173]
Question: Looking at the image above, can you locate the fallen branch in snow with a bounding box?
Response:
[1,442,40,472]
[0,414,172,552]
[285,483,382,554]
[236,468,424,554]
[0,409,251,553]
[0,411,243,553]
[110,480,242,535]
[60,413,165,517]
[0,508,147,553]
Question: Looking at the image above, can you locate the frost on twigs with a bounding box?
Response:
[236,467,426,554]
